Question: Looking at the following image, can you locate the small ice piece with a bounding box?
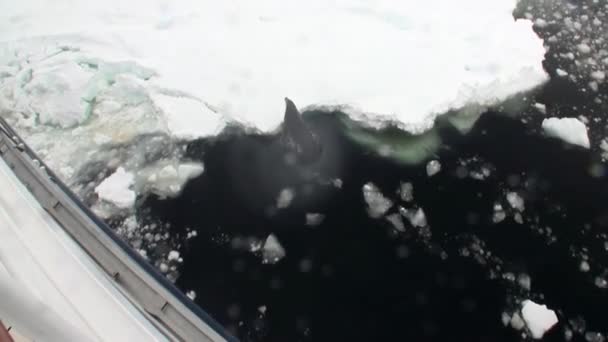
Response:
[556,68,569,77]
[493,204,506,223]
[510,312,526,331]
[534,18,548,28]
[577,43,592,54]
[426,160,441,177]
[258,305,267,314]
[518,273,532,290]
[591,70,606,81]
[177,163,205,180]
[149,162,205,196]
[305,213,325,226]
[262,234,286,264]
[541,117,590,148]
[167,250,180,262]
[502,312,511,326]
[94,167,136,209]
[521,300,558,339]
[533,103,547,114]
[401,207,427,228]
[580,260,590,272]
[386,213,406,232]
[186,290,197,300]
[506,192,525,212]
[276,188,295,209]
[585,332,605,342]
[159,263,169,273]
[595,276,608,288]
[399,182,414,202]
[362,182,393,218]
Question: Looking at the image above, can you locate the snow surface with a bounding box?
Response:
[541,117,590,148]
[0,0,547,134]
[94,167,136,209]
[521,300,558,339]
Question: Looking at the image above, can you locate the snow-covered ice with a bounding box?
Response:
[541,117,590,148]
[94,167,136,209]
[0,0,547,134]
[521,300,558,339]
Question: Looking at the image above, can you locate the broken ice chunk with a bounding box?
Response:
[362,182,392,218]
[94,167,136,209]
[262,234,286,264]
[399,182,414,202]
[386,213,406,232]
[541,117,590,148]
[276,188,295,209]
[400,207,427,228]
[533,103,546,114]
[167,250,180,262]
[506,192,525,212]
[305,213,325,227]
[426,160,441,177]
[521,300,558,339]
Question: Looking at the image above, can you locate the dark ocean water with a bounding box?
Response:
[136,1,608,341]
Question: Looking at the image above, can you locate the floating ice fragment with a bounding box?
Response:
[542,117,590,148]
[533,103,547,114]
[305,213,325,227]
[585,332,606,342]
[521,300,558,339]
[362,183,392,218]
[94,167,136,209]
[276,188,295,209]
[401,207,427,228]
[167,250,180,262]
[386,213,406,232]
[577,43,592,54]
[399,182,414,202]
[262,234,286,264]
[510,312,526,331]
[534,18,548,28]
[506,192,525,212]
[426,160,441,177]
[591,70,606,81]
